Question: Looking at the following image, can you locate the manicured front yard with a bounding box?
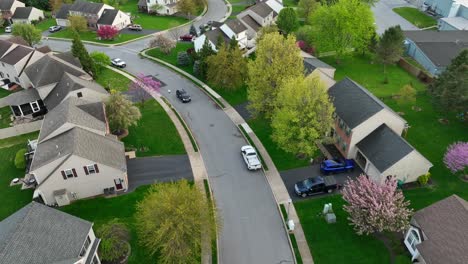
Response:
[393,7,437,28]
[123,100,186,157]
[50,29,142,44]
[36,18,56,32]
[95,67,131,92]
[146,42,195,74]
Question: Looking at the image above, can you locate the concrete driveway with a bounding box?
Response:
[372,0,419,34]
[127,155,193,192]
[280,164,362,201]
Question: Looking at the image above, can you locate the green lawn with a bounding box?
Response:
[0,106,12,129]
[123,100,186,157]
[393,7,438,28]
[0,88,10,98]
[36,18,56,32]
[119,0,188,30]
[0,132,39,221]
[50,29,142,44]
[95,67,131,92]
[146,42,195,74]
[283,0,298,7]
[231,5,248,14]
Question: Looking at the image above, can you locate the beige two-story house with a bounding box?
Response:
[11,6,44,24]
[0,0,25,21]
[328,78,432,184]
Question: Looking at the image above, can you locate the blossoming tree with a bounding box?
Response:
[97,25,119,40]
[342,174,413,235]
[128,73,161,105]
[444,142,468,179]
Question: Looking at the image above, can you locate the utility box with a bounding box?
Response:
[325,213,336,224]
[287,219,295,231]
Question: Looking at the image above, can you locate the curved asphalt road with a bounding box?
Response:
[40,1,293,263]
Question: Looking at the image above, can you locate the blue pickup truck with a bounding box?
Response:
[320,159,355,174]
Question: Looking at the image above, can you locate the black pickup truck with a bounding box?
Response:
[294,176,338,198]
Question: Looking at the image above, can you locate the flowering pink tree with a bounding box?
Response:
[444,142,468,179]
[128,73,161,105]
[97,25,119,40]
[342,174,413,235]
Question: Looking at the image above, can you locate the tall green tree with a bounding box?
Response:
[11,23,41,46]
[276,7,300,35]
[309,0,375,60]
[90,51,110,74]
[71,30,96,76]
[376,25,405,80]
[247,32,303,118]
[195,38,216,78]
[135,180,217,264]
[428,50,468,113]
[68,15,88,32]
[271,73,335,157]
[297,0,318,20]
[105,91,141,134]
[206,43,247,90]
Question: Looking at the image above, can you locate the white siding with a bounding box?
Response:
[382,150,433,183]
[12,7,45,24]
[363,160,383,183]
[30,155,69,185]
[110,10,131,30]
[56,18,70,27]
[9,0,25,14]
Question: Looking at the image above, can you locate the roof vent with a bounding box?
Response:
[56,145,58,149]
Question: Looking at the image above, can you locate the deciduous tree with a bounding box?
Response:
[97,219,130,263]
[428,50,468,113]
[342,174,413,235]
[277,7,300,35]
[444,142,468,179]
[247,32,303,117]
[135,180,217,264]
[90,51,110,74]
[128,73,161,105]
[105,91,141,134]
[149,35,176,54]
[297,0,318,21]
[177,0,197,17]
[11,23,41,46]
[97,25,119,40]
[271,73,335,157]
[396,84,416,105]
[309,0,375,60]
[206,43,247,90]
[69,15,88,32]
[376,26,404,80]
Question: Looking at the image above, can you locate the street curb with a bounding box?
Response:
[221,0,233,22]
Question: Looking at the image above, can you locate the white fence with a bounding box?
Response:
[0,120,42,140]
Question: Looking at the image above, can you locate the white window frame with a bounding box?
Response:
[404,227,421,260]
[64,169,74,178]
[30,101,40,113]
[87,164,97,174]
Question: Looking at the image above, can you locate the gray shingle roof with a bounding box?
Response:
[97,8,118,25]
[25,54,87,88]
[205,28,231,47]
[413,195,468,264]
[0,40,13,57]
[30,126,126,172]
[249,2,273,18]
[55,51,81,68]
[0,88,40,107]
[328,78,403,129]
[69,0,105,14]
[404,31,468,67]
[240,15,261,32]
[0,0,15,10]
[11,6,33,19]
[356,124,414,172]
[0,45,33,65]
[225,18,247,34]
[44,72,108,110]
[38,97,107,143]
[55,4,71,19]
[0,202,92,264]
[303,57,335,75]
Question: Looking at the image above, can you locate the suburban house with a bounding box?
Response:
[0,39,45,89]
[404,31,468,75]
[11,6,44,24]
[137,0,179,15]
[26,96,127,206]
[328,78,432,184]
[404,195,468,264]
[194,0,283,52]
[0,0,24,21]
[302,54,336,88]
[0,202,101,264]
[55,0,131,30]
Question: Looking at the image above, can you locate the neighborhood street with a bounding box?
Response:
[372,0,419,34]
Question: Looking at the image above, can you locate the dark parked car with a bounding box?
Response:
[176,89,191,103]
[179,34,195,41]
[294,176,338,197]
[320,158,355,174]
[48,25,62,32]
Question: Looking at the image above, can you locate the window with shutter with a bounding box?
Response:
[87,164,96,174]
[64,169,74,179]
[84,166,89,175]
[72,168,78,177]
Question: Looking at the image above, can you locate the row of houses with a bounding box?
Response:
[194,0,283,52]
[0,0,44,24]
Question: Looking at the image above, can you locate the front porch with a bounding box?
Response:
[0,88,47,121]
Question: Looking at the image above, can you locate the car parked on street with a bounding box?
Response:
[320,158,354,174]
[128,24,142,31]
[176,89,191,103]
[4,26,12,33]
[241,145,262,171]
[48,25,61,32]
[111,58,126,68]
[294,176,338,197]
[179,34,195,42]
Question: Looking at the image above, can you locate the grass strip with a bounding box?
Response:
[203,179,218,264]
[161,97,199,152]
[289,233,303,264]
[238,125,268,171]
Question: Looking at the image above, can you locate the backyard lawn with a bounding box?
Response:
[0,106,12,129]
[95,67,131,92]
[50,29,142,44]
[123,100,186,157]
[35,18,56,32]
[393,7,437,28]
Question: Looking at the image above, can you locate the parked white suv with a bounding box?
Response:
[241,145,262,171]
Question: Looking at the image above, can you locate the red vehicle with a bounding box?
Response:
[179,34,195,42]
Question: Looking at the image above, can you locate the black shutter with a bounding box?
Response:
[94,164,99,173]
[72,168,78,177]
[61,171,66,180]
[84,166,89,175]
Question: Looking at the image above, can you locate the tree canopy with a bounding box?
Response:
[69,15,87,32]
[90,51,110,74]
[276,7,300,35]
[376,25,405,77]
[71,30,96,76]
[206,43,247,90]
[105,91,141,134]
[297,0,319,20]
[12,23,41,46]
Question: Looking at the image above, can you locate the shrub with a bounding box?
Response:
[193,60,201,76]
[14,148,27,169]
[97,219,130,262]
[418,173,431,185]
[177,51,190,66]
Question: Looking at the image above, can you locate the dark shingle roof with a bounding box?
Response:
[36,45,52,54]
[11,6,32,19]
[55,51,81,68]
[205,28,231,47]
[0,45,33,65]
[404,31,468,67]
[356,124,414,172]
[0,202,92,264]
[55,4,71,19]
[249,2,273,18]
[328,78,402,129]
[413,195,468,264]
[69,0,105,14]
[0,88,40,107]
[97,8,118,25]
[303,57,335,75]
[241,15,261,32]
[0,40,13,57]
[0,0,15,10]
[225,18,247,34]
